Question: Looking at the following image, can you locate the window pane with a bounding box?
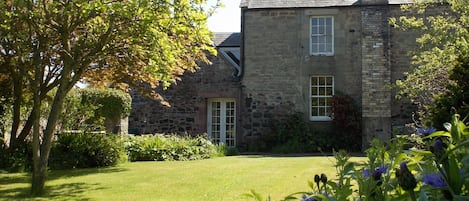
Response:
[312,98,318,106]
[319,77,325,84]
[318,108,325,116]
[312,107,318,116]
[312,44,318,53]
[312,18,318,26]
[326,77,333,85]
[319,87,325,96]
[326,44,332,53]
[318,98,325,106]
[326,17,332,26]
[318,26,325,35]
[326,35,332,43]
[319,44,326,52]
[312,88,318,96]
[311,76,318,85]
[312,36,318,44]
[326,87,333,95]
[318,18,324,25]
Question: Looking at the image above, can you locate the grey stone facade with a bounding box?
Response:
[129,0,431,150]
[129,33,242,135]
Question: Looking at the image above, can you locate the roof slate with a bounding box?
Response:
[240,0,413,8]
[213,32,240,47]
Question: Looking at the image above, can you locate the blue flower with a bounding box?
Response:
[433,139,443,150]
[301,194,316,201]
[372,165,388,181]
[363,168,370,177]
[417,127,436,135]
[400,162,408,170]
[423,173,447,188]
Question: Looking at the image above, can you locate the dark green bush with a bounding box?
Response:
[49,133,126,169]
[428,56,469,129]
[124,134,220,161]
[263,112,336,153]
[0,140,32,172]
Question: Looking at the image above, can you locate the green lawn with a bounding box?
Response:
[0,155,364,201]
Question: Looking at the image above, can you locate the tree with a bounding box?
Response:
[391,0,469,115]
[0,0,217,195]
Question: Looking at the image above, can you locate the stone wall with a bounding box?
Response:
[360,5,393,146]
[240,7,365,145]
[241,4,420,148]
[129,53,241,135]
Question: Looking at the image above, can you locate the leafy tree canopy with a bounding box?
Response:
[0,0,218,195]
[391,0,469,108]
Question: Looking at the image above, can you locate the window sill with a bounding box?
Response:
[310,116,332,121]
[310,53,334,57]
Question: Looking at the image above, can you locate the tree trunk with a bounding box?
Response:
[30,83,71,195]
[9,76,23,148]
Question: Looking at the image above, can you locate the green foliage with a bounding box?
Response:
[264,106,361,153]
[331,94,362,151]
[124,134,221,161]
[264,112,335,153]
[247,114,469,201]
[49,133,126,169]
[427,56,469,129]
[392,1,469,110]
[60,88,131,131]
[79,88,132,118]
[60,89,103,131]
[0,140,32,172]
[1,0,218,195]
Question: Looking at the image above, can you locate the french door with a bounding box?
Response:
[207,98,236,147]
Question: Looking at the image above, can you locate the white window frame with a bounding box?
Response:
[207,98,236,147]
[310,75,334,121]
[310,16,334,56]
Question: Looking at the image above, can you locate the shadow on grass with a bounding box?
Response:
[0,166,127,200]
[48,166,128,180]
[0,182,102,200]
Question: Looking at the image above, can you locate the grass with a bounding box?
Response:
[0,155,364,201]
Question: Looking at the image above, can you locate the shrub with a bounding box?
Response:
[124,134,221,161]
[246,114,469,200]
[60,88,132,132]
[0,140,32,172]
[49,133,126,169]
[330,94,362,151]
[263,112,336,153]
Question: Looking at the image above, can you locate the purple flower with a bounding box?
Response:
[433,139,443,150]
[363,168,370,177]
[302,194,316,201]
[400,162,408,170]
[424,173,447,188]
[372,165,388,181]
[417,127,436,135]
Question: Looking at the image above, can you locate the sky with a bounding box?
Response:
[207,0,241,32]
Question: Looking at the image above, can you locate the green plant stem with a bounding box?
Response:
[409,190,416,201]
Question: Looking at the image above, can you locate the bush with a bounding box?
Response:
[60,88,132,131]
[262,112,336,153]
[0,140,32,172]
[124,134,221,161]
[49,133,126,169]
[246,114,469,200]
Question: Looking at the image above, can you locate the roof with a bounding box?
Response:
[212,32,241,47]
[240,0,413,9]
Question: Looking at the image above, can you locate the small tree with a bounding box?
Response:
[391,1,469,114]
[0,0,218,195]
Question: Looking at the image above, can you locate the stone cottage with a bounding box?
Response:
[130,0,425,149]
